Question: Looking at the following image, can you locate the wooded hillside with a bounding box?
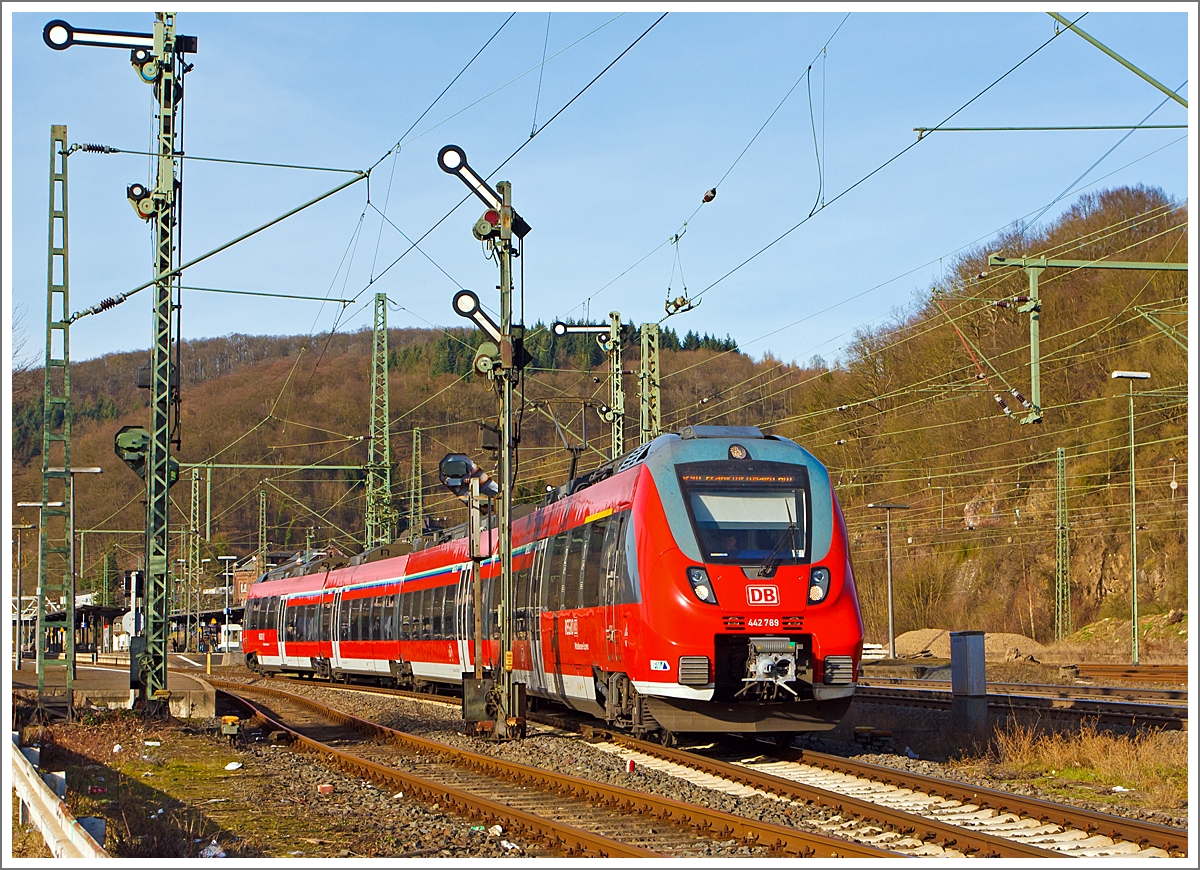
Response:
[10,186,1188,646]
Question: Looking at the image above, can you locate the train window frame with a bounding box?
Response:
[581,518,607,608]
[564,525,587,611]
[430,586,444,640]
[545,531,568,612]
[676,460,814,567]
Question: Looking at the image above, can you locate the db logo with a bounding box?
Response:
[746,585,779,606]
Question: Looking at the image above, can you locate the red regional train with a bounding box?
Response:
[242,425,864,738]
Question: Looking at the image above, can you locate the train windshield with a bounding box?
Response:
[678,462,812,565]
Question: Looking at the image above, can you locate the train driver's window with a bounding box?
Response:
[564,525,587,611]
[545,532,568,612]
[581,519,607,608]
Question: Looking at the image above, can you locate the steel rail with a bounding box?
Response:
[218,686,655,858]
[579,726,1062,858]
[214,680,892,859]
[853,686,1186,730]
[771,745,1188,855]
[859,677,1187,703]
[1075,663,1188,683]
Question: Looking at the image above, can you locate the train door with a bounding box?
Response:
[331,589,345,673]
[603,514,627,663]
[456,566,473,677]
[521,540,547,695]
[276,595,289,663]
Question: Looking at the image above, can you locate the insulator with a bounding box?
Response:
[1010,388,1031,409]
[837,404,848,412]
[97,296,122,312]
[994,394,1012,416]
[81,143,117,153]
[975,373,987,380]
[1013,295,1030,304]
[993,300,1010,309]
[835,439,847,445]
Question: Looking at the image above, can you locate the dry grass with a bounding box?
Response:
[961,721,1189,810]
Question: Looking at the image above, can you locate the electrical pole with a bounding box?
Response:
[408,428,423,544]
[604,312,625,459]
[38,124,74,716]
[366,292,393,549]
[440,145,531,738]
[639,322,661,444]
[986,255,1187,423]
[188,468,201,651]
[1055,447,1071,641]
[258,489,268,574]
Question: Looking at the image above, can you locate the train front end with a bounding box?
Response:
[629,425,863,734]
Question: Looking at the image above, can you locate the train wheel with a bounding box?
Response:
[659,729,677,748]
[772,733,794,748]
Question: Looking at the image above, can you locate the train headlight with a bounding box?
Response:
[686,566,719,606]
[808,566,831,603]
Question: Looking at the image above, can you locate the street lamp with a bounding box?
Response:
[1111,370,1150,665]
[218,555,237,650]
[867,502,910,659]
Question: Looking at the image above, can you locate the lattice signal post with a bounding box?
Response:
[38,124,74,715]
[366,293,394,549]
[639,322,661,445]
[1055,447,1071,641]
[408,428,423,545]
[552,315,628,460]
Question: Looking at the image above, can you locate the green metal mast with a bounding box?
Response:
[365,292,393,548]
[38,124,74,716]
[1055,447,1071,641]
[986,255,1188,424]
[639,322,661,445]
[408,427,423,544]
[600,312,625,459]
[140,12,182,705]
[188,468,201,651]
[258,489,268,572]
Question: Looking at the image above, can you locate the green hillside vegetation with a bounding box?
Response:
[10,186,1187,646]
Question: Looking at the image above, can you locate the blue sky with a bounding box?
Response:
[5,7,1192,367]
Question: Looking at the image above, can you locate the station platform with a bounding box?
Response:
[11,659,216,719]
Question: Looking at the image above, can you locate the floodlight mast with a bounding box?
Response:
[443,146,527,739]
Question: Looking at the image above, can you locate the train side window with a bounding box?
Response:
[444,585,457,638]
[564,525,587,610]
[513,561,530,637]
[545,532,568,612]
[581,519,607,608]
[381,594,393,640]
[619,511,641,604]
[284,603,297,642]
[401,591,412,641]
[320,601,331,640]
[421,588,434,640]
[486,573,499,640]
[307,604,318,642]
[338,597,350,641]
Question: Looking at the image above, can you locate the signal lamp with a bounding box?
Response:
[728,444,748,460]
[452,290,502,344]
[686,566,718,605]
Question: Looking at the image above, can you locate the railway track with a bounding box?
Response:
[209,679,890,859]
[1074,663,1188,684]
[859,677,1186,704]
[220,675,1188,858]
[853,685,1187,731]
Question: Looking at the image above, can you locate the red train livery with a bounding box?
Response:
[243,425,864,737]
